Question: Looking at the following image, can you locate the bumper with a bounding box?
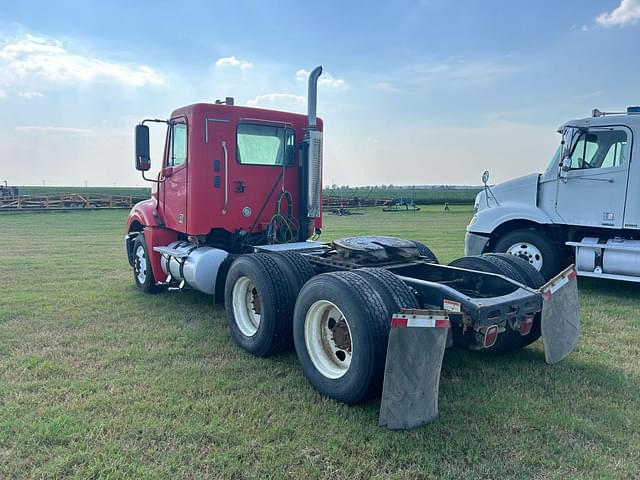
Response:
[464,231,490,256]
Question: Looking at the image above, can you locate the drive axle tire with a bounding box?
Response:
[485,253,545,348]
[293,271,390,405]
[225,254,295,357]
[493,229,561,280]
[272,252,316,296]
[412,241,439,263]
[353,268,419,313]
[132,233,160,294]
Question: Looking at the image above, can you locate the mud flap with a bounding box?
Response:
[540,265,579,365]
[379,310,449,430]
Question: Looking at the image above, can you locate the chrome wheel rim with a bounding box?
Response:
[232,276,261,336]
[134,245,147,284]
[506,242,543,271]
[304,300,353,379]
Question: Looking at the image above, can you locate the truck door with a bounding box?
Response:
[555,126,631,229]
[161,120,188,232]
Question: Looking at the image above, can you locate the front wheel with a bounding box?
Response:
[132,234,160,294]
[493,229,561,280]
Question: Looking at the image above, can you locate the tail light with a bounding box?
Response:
[518,315,534,336]
[483,325,499,348]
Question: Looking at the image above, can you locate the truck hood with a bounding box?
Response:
[476,173,540,211]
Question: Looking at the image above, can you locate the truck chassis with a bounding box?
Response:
[128,234,579,429]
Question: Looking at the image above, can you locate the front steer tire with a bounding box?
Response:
[132,233,160,294]
[224,254,295,357]
[293,271,391,405]
[493,229,561,280]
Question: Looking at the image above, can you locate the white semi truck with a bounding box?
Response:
[466,106,640,281]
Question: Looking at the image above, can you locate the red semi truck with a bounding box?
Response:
[125,66,579,428]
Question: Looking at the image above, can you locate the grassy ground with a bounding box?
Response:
[1,206,639,479]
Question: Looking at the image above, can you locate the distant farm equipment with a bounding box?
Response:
[0,181,19,198]
[382,197,421,213]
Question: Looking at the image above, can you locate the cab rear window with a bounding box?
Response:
[236,123,295,166]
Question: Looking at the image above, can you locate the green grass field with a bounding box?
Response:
[1,207,639,479]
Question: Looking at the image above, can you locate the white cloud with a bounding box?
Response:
[375,82,401,94]
[15,126,94,135]
[0,89,5,98]
[296,69,347,88]
[245,93,306,112]
[215,56,253,70]
[597,0,640,26]
[0,34,163,86]
[18,91,43,99]
[412,57,523,84]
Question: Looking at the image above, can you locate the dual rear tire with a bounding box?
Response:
[224,252,315,357]
[224,253,419,405]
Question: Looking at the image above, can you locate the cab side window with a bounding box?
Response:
[168,123,187,167]
[569,129,627,170]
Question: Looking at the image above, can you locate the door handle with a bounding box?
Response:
[222,140,228,214]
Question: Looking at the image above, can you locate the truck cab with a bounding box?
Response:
[466,106,640,281]
[125,71,324,294]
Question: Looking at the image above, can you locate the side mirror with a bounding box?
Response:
[481,170,490,185]
[561,156,572,172]
[135,124,151,171]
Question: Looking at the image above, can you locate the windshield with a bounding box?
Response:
[545,145,561,171]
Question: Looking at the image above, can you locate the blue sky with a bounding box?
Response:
[1,0,639,187]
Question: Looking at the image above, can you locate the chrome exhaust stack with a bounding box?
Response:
[306,66,323,219]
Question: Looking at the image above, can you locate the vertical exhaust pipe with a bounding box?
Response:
[298,66,323,240]
[307,66,323,129]
[306,66,323,222]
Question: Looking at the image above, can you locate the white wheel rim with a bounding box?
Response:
[506,242,543,271]
[232,276,261,337]
[134,245,147,284]
[304,300,353,379]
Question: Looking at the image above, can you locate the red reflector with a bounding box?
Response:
[435,319,451,328]
[391,317,408,328]
[484,325,499,348]
[518,316,534,336]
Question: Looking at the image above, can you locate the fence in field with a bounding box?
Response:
[0,192,147,212]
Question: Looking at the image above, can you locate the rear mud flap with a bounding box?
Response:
[379,310,449,430]
[540,265,579,365]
